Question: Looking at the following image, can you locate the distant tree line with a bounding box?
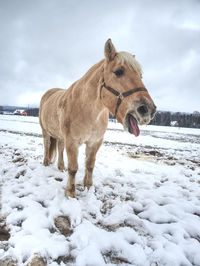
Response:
[150,111,200,128]
[110,111,200,128]
[26,108,39,117]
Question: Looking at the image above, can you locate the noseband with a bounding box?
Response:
[100,78,148,117]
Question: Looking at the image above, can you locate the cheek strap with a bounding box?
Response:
[100,79,147,117]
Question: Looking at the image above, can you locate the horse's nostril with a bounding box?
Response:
[137,105,148,116]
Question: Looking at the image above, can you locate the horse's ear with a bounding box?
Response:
[104,39,116,61]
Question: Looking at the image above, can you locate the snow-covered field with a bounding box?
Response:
[0,115,200,266]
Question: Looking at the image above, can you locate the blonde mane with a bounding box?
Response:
[116,52,143,77]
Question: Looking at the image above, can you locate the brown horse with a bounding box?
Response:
[39,39,156,198]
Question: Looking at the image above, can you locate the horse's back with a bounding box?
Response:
[40,88,64,106]
[39,88,65,137]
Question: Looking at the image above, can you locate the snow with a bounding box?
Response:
[0,114,200,265]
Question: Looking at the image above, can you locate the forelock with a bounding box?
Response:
[116,52,143,77]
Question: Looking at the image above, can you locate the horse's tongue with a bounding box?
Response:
[130,116,140,137]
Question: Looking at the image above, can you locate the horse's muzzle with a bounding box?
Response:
[137,103,157,120]
[124,102,156,136]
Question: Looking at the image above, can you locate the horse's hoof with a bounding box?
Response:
[83,180,93,190]
[65,190,76,198]
[84,184,92,190]
[58,165,66,171]
[43,159,50,166]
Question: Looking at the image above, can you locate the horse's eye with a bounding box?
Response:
[114,68,124,77]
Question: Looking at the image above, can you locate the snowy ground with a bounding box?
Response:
[0,115,200,266]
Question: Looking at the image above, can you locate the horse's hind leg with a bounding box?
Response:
[42,130,51,166]
[58,139,65,171]
[42,130,57,166]
[84,139,103,189]
[65,141,79,198]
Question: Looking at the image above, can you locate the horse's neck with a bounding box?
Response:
[83,59,104,82]
[71,59,105,106]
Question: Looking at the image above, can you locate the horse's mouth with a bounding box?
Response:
[126,113,140,137]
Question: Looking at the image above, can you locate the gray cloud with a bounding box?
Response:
[0,0,200,112]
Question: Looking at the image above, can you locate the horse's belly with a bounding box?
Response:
[41,116,62,139]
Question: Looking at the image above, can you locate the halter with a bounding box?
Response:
[100,78,148,117]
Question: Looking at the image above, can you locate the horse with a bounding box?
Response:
[39,39,156,198]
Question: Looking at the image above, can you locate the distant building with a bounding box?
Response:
[22,110,27,116]
[13,110,27,116]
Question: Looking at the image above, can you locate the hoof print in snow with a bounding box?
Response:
[12,157,25,163]
[0,222,10,241]
[28,255,47,266]
[0,257,17,266]
[14,219,24,227]
[37,201,47,208]
[15,169,26,179]
[103,251,131,265]
[0,241,9,252]
[54,216,73,237]
[2,169,8,175]
[56,255,74,265]
[12,151,27,166]
[55,177,63,182]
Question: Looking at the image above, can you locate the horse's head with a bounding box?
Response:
[101,39,156,137]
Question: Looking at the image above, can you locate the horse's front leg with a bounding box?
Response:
[84,139,103,190]
[65,141,79,198]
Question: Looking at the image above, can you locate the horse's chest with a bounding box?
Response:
[70,120,106,143]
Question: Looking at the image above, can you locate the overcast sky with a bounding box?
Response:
[0,0,200,112]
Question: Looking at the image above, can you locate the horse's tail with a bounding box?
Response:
[49,137,57,163]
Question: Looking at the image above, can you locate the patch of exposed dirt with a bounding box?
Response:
[97,221,131,232]
[103,250,132,265]
[0,257,18,266]
[54,216,73,237]
[55,254,74,265]
[0,129,41,138]
[124,147,200,168]
[187,159,200,166]
[12,156,27,164]
[55,177,63,182]
[0,216,10,241]
[37,200,48,208]
[0,224,10,241]
[15,169,26,179]
[28,255,47,266]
